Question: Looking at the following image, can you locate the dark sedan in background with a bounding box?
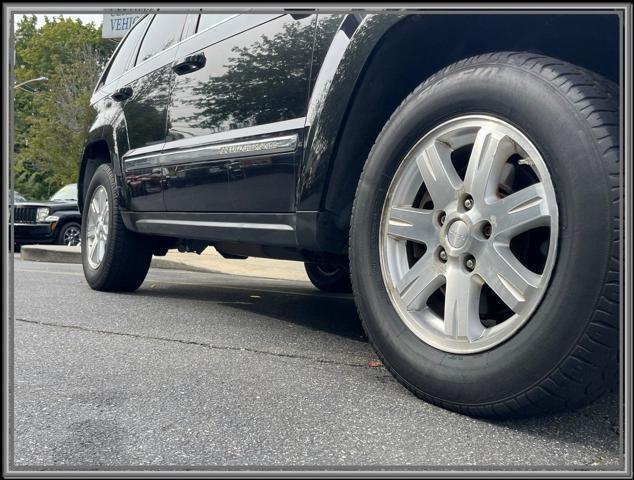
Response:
[12,183,82,248]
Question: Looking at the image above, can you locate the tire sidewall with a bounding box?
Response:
[81,165,116,287]
[351,63,613,406]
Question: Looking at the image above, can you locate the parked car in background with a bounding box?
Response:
[13,183,82,248]
[78,12,619,417]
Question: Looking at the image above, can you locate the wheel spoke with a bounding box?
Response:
[478,244,542,313]
[463,127,515,203]
[90,197,99,216]
[488,183,550,239]
[387,206,436,245]
[396,253,444,311]
[97,237,105,264]
[89,238,99,264]
[443,265,484,341]
[415,141,462,208]
[97,189,106,213]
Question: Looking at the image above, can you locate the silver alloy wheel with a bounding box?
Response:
[86,185,110,269]
[63,225,81,246]
[380,115,558,354]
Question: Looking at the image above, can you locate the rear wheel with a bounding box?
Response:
[81,164,152,292]
[305,263,353,293]
[350,52,619,417]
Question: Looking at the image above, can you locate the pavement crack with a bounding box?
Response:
[15,318,369,369]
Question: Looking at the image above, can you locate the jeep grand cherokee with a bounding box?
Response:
[77,11,620,417]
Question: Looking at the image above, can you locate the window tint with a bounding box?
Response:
[196,14,234,32]
[103,15,150,86]
[136,14,188,65]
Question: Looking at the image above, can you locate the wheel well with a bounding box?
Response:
[321,13,619,252]
[78,140,111,212]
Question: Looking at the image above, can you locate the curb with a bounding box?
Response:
[19,245,218,275]
[20,245,81,264]
[150,256,222,274]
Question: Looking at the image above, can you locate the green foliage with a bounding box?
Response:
[13,16,116,200]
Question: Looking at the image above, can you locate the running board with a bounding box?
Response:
[121,211,298,247]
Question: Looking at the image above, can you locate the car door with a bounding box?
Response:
[115,13,188,211]
[162,12,317,212]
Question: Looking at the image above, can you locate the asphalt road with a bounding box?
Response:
[11,258,622,470]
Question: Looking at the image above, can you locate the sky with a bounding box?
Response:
[14,14,103,28]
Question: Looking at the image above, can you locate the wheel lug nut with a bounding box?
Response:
[465,256,476,271]
[482,222,492,239]
[439,249,448,262]
[438,212,446,226]
[463,196,474,210]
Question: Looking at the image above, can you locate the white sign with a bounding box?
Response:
[102,13,144,38]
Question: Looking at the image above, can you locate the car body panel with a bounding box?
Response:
[162,13,316,213]
[298,13,401,212]
[117,14,189,211]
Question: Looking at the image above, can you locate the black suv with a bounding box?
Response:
[78,12,620,417]
[13,183,82,248]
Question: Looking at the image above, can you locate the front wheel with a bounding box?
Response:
[350,52,619,417]
[56,222,81,246]
[81,164,152,292]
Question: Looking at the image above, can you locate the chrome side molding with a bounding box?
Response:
[160,134,298,167]
[124,133,299,171]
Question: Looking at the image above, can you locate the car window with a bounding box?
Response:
[50,184,78,202]
[136,14,188,65]
[102,15,151,86]
[196,14,234,33]
[12,192,27,203]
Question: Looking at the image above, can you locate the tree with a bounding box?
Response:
[179,20,320,131]
[13,16,115,199]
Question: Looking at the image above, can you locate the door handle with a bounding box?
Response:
[172,53,206,75]
[111,86,133,102]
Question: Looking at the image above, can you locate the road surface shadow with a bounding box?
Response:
[135,280,368,342]
[134,275,620,449]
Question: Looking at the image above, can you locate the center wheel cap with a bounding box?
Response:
[446,219,469,249]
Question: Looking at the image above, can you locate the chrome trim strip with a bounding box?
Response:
[160,134,298,167]
[124,154,160,170]
[189,13,240,39]
[124,132,299,171]
[123,142,165,159]
[164,117,305,152]
[136,219,294,231]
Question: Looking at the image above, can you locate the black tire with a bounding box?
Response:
[56,221,81,246]
[305,263,353,293]
[350,52,619,418]
[81,163,152,292]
